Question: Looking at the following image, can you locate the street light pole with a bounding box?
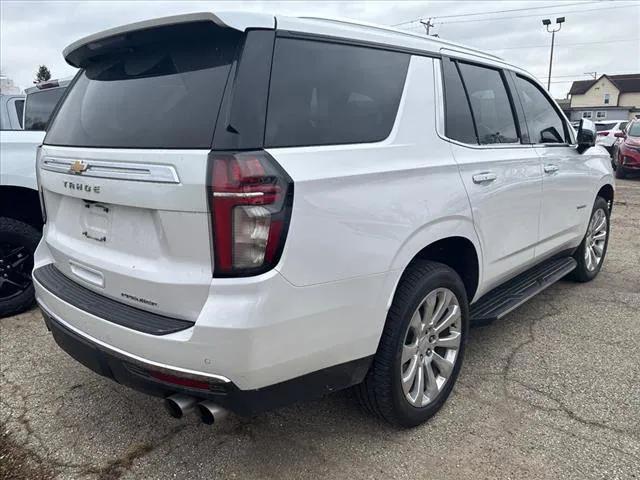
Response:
[542,17,565,91]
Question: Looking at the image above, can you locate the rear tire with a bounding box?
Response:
[570,197,610,283]
[615,166,626,179]
[355,261,468,427]
[0,217,39,318]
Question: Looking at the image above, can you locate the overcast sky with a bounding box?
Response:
[1,0,638,97]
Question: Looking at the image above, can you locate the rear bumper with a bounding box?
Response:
[34,235,387,405]
[41,305,371,416]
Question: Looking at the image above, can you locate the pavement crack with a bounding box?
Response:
[81,424,186,480]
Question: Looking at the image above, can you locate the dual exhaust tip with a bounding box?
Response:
[164,394,228,425]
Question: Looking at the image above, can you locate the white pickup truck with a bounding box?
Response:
[0,79,69,317]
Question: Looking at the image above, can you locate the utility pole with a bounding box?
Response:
[542,17,565,91]
[420,18,434,35]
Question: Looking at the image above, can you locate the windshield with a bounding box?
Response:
[46,25,240,149]
[627,122,640,137]
[24,87,67,130]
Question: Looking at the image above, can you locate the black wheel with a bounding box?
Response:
[355,261,468,427]
[570,197,610,283]
[0,217,40,318]
[615,166,626,179]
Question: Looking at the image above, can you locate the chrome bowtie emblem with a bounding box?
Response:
[69,160,88,174]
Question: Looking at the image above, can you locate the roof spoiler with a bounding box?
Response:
[63,11,275,68]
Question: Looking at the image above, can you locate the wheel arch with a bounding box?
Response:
[596,183,614,211]
[0,185,43,230]
[385,218,483,309]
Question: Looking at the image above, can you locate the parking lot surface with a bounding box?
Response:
[1,178,639,480]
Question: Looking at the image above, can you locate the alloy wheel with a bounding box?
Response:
[400,288,462,407]
[0,242,33,301]
[584,208,607,272]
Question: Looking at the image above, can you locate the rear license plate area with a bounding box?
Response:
[81,202,111,243]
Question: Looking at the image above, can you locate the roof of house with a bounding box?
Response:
[569,74,640,95]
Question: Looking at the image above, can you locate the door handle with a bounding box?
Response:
[544,164,559,174]
[472,172,497,184]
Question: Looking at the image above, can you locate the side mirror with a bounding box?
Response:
[614,131,626,138]
[576,118,596,153]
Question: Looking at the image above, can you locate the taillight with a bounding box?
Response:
[598,131,609,136]
[208,151,293,277]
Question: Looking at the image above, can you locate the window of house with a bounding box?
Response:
[604,93,610,105]
[596,111,607,119]
[456,62,519,144]
[582,111,592,119]
[513,75,568,144]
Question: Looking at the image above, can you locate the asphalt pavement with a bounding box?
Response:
[1,178,639,480]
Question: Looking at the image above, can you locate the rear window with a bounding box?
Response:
[24,87,66,131]
[595,122,616,132]
[265,39,409,148]
[14,99,24,128]
[46,25,240,149]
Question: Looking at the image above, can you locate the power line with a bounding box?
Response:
[487,38,639,51]
[398,3,636,27]
[438,4,635,24]
[391,1,603,26]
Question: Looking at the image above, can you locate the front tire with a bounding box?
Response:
[356,261,468,427]
[0,217,39,318]
[570,197,610,283]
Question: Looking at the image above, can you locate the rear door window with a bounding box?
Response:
[457,63,519,144]
[24,87,66,130]
[265,38,409,147]
[442,58,477,144]
[46,25,240,148]
[513,75,568,144]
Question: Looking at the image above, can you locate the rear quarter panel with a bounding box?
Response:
[267,56,479,294]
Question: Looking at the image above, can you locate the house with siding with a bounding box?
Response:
[566,74,640,122]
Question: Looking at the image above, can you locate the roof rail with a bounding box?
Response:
[298,16,502,60]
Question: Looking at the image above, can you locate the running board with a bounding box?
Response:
[470,256,577,325]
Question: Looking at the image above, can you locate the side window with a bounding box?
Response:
[24,87,66,131]
[442,58,477,144]
[514,75,568,144]
[619,122,628,132]
[457,63,519,144]
[265,39,410,147]
[14,99,25,128]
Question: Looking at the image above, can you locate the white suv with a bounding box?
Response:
[34,12,614,427]
[595,120,629,152]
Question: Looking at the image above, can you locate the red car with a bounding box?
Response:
[613,120,640,179]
